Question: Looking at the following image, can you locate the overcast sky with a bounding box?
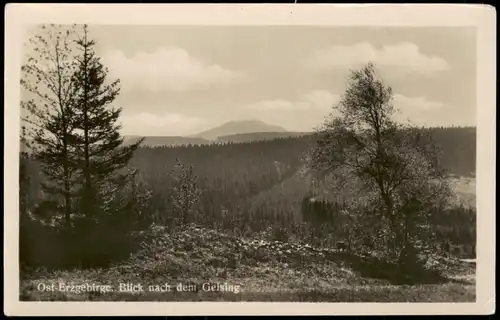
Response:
[81,26,475,136]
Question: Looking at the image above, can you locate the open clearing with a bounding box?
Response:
[21,224,476,302]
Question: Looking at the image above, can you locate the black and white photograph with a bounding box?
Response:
[4,4,496,316]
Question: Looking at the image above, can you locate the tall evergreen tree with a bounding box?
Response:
[70,25,143,217]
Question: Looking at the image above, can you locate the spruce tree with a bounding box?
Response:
[70,25,143,218]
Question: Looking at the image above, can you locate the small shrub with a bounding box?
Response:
[271,226,291,242]
[20,212,142,270]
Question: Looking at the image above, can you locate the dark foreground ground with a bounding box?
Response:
[20,223,475,302]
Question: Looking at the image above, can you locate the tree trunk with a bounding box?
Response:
[63,129,71,227]
[83,30,92,218]
[63,163,71,227]
[398,214,413,271]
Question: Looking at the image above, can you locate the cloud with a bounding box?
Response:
[119,112,209,136]
[236,90,340,132]
[393,94,444,111]
[304,42,449,75]
[392,94,447,125]
[244,90,340,112]
[101,47,242,92]
[238,91,446,130]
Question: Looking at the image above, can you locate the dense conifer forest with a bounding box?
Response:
[21,125,477,266]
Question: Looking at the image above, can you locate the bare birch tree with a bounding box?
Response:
[21,24,80,226]
[308,63,452,270]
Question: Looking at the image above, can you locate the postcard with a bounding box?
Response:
[4,3,496,316]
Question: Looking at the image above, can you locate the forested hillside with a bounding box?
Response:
[24,126,475,213]
[123,136,211,147]
[21,125,477,260]
[406,126,476,177]
[216,131,309,143]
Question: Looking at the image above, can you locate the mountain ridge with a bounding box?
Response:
[191,120,287,141]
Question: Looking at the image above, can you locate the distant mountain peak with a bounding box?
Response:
[192,120,287,140]
[226,119,270,125]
